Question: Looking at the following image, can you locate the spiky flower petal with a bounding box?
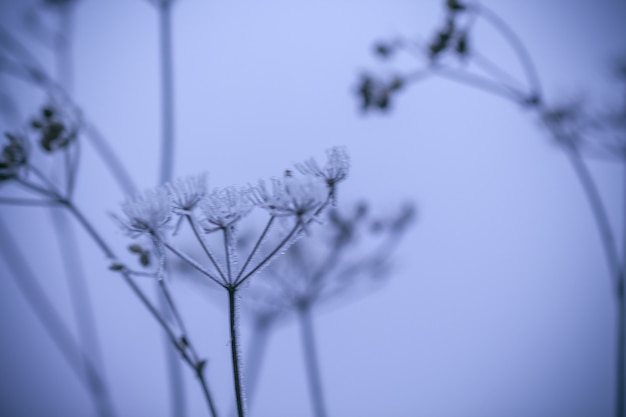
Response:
[115,187,172,236]
[249,174,328,224]
[199,186,253,229]
[166,173,208,212]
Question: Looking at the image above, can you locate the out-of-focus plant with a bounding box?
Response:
[357,1,626,415]
[240,200,415,417]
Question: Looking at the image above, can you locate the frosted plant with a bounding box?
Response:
[109,148,347,417]
[240,200,415,415]
[249,174,329,228]
[166,173,208,212]
[199,185,253,229]
[115,188,172,237]
[295,146,350,188]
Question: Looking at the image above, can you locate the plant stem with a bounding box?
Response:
[298,304,328,417]
[61,200,219,415]
[156,2,182,411]
[158,0,175,185]
[228,288,246,417]
[50,208,114,417]
[617,283,625,417]
[0,218,114,417]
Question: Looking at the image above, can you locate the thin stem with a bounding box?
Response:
[50,207,113,417]
[153,237,201,362]
[471,50,527,92]
[432,65,526,104]
[471,3,543,99]
[163,241,225,287]
[298,304,328,417]
[28,164,64,196]
[564,147,621,288]
[196,366,220,417]
[228,288,246,417]
[63,200,220,416]
[617,289,625,417]
[235,216,275,282]
[155,236,187,417]
[0,197,60,206]
[0,218,114,417]
[186,214,227,282]
[223,227,233,284]
[235,221,300,287]
[158,0,175,184]
[15,177,58,198]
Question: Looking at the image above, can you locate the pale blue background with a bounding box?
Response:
[0,0,625,416]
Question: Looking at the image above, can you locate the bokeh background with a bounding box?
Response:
[1,0,625,416]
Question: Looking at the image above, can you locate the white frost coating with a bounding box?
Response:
[115,187,172,237]
[249,175,328,224]
[199,186,253,229]
[295,146,350,185]
[166,173,208,212]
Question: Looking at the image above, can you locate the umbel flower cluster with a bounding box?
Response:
[114,145,350,290]
[111,147,349,417]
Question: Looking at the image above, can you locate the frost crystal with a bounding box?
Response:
[249,175,328,223]
[199,186,253,229]
[296,146,349,203]
[166,173,208,212]
[115,187,172,236]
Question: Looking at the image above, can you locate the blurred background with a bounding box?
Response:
[0,0,625,416]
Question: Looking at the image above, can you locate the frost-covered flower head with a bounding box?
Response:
[249,174,329,223]
[166,173,207,212]
[115,187,172,237]
[199,186,253,229]
[296,146,349,203]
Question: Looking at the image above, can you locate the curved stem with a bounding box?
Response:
[228,288,246,417]
[471,3,543,99]
[564,147,621,288]
[432,65,526,104]
[298,304,328,417]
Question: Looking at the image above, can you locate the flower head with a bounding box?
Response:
[249,174,328,224]
[296,146,350,187]
[296,146,349,204]
[199,186,253,229]
[115,187,172,236]
[166,173,208,212]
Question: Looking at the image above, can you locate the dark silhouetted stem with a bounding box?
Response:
[617,284,625,417]
[61,201,218,415]
[228,288,246,417]
[298,304,328,417]
[196,366,220,417]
